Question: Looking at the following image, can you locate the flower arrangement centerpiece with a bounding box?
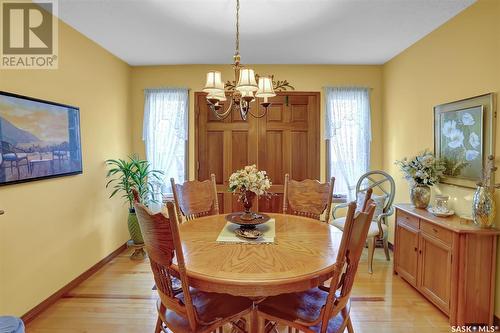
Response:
[395,150,445,208]
[228,164,272,220]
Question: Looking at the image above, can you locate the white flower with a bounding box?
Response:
[465,150,480,161]
[462,113,475,126]
[469,132,480,148]
[442,120,457,138]
[228,165,271,196]
[447,129,464,149]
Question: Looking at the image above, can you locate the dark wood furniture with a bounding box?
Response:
[170,174,219,221]
[282,173,335,223]
[134,200,252,333]
[195,92,320,213]
[175,213,344,333]
[394,204,500,326]
[257,201,376,333]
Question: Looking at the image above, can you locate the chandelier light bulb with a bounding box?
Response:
[203,71,224,94]
[256,76,276,99]
[236,68,258,93]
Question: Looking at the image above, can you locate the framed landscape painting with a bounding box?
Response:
[434,93,496,188]
[0,91,82,185]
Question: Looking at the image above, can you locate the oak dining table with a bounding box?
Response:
[170,213,343,333]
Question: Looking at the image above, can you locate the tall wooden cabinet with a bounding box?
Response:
[195,92,320,213]
[394,204,500,325]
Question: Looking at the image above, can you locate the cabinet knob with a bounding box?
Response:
[414,247,418,252]
[0,210,4,215]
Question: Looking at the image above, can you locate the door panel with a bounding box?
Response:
[395,223,419,287]
[206,132,224,183]
[419,233,452,314]
[196,92,320,213]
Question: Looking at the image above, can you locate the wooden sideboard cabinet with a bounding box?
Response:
[394,204,500,325]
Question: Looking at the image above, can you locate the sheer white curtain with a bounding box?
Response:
[325,87,371,200]
[143,88,188,195]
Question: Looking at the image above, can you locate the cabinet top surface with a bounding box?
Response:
[395,203,500,235]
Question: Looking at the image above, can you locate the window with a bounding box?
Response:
[143,88,188,196]
[325,87,371,199]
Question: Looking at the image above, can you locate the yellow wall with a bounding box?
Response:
[0,22,132,315]
[382,0,500,315]
[4,0,499,319]
[131,65,384,181]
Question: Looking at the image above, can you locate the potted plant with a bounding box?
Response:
[105,156,163,251]
[395,150,445,208]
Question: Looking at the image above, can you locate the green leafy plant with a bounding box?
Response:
[105,155,163,211]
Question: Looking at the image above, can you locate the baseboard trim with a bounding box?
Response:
[21,242,128,324]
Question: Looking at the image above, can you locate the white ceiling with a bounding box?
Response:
[57,0,476,66]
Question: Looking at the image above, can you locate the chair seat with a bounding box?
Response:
[161,288,252,332]
[258,287,350,333]
[332,217,387,237]
[0,316,25,333]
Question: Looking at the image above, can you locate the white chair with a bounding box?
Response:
[331,170,396,274]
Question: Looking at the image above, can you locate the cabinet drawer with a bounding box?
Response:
[421,220,453,246]
[397,210,419,230]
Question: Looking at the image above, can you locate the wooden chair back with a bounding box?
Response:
[133,194,199,332]
[320,200,376,332]
[171,174,219,221]
[282,174,335,223]
[359,187,373,212]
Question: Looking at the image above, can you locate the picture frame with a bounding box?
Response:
[0,91,83,186]
[434,93,496,188]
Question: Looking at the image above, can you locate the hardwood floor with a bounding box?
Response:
[26,248,450,333]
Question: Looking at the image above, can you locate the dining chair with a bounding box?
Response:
[282,174,335,223]
[1,141,29,179]
[331,170,396,274]
[170,174,219,221]
[257,200,375,333]
[134,198,252,333]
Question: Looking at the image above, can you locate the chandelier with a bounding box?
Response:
[202,0,294,121]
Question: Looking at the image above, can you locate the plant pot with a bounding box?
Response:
[410,184,431,209]
[472,185,496,228]
[127,209,144,245]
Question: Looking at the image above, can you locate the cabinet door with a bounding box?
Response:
[395,223,419,287]
[418,233,452,314]
[257,93,320,213]
[196,93,258,213]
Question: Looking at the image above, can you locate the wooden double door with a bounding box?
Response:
[196,92,320,213]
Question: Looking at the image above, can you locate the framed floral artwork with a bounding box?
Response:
[434,93,496,188]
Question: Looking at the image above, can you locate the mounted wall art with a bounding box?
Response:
[0,91,82,185]
[434,93,496,188]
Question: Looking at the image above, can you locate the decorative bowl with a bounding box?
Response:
[225,212,271,229]
[427,206,455,218]
[234,228,262,240]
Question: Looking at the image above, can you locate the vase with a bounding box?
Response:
[127,209,144,245]
[472,185,496,228]
[410,184,431,209]
[240,190,256,221]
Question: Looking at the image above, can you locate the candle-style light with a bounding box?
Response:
[202,0,294,120]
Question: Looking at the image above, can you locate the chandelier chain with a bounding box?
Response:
[235,0,240,55]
